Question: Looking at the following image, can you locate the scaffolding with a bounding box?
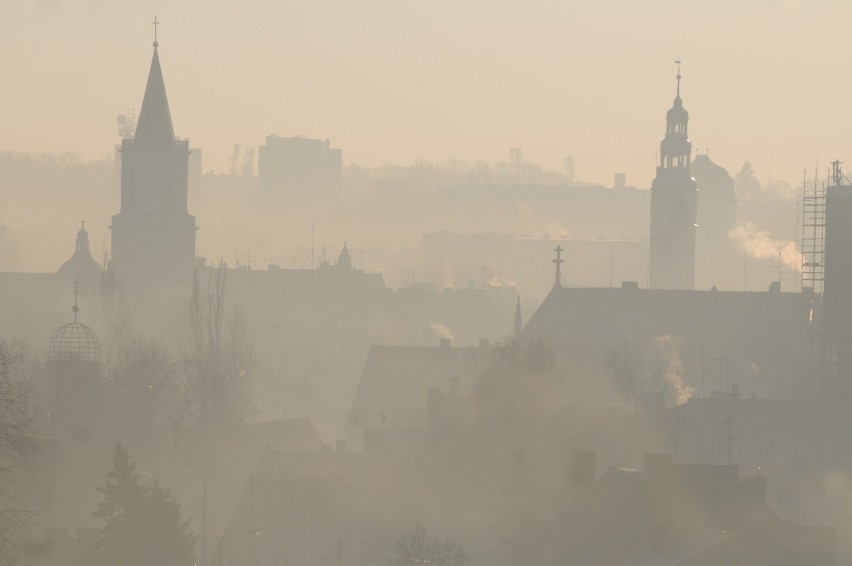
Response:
[799,167,828,393]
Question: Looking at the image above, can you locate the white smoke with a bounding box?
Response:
[430,322,454,342]
[655,334,694,405]
[481,260,517,288]
[728,221,802,272]
[440,260,455,289]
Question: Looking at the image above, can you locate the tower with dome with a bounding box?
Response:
[649,62,699,290]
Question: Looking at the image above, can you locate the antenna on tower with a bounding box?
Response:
[230,145,242,176]
[509,147,523,173]
[830,160,849,187]
[563,156,575,182]
[116,109,137,139]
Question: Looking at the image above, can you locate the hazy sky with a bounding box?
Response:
[2,0,852,187]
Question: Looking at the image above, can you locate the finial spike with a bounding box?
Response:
[152,16,160,49]
[72,280,80,323]
[674,59,682,98]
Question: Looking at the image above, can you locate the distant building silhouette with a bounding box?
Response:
[110,39,197,287]
[258,135,342,201]
[57,221,103,287]
[823,165,852,388]
[692,153,739,290]
[650,66,698,290]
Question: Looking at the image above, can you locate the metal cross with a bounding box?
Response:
[553,245,565,286]
[153,16,160,46]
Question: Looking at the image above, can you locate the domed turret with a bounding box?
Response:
[47,280,100,363]
[57,221,103,283]
[48,322,101,363]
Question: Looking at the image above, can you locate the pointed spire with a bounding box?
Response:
[76,220,89,253]
[134,22,175,148]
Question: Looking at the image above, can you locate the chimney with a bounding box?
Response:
[768,280,781,296]
[614,173,626,189]
[439,338,451,349]
[571,451,596,489]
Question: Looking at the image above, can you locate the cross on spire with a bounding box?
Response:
[553,245,565,287]
[72,279,80,323]
[674,59,682,98]
[152,16,160,49]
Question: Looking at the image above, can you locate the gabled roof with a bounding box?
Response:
[133,48,175,148]
[346,344,488,430]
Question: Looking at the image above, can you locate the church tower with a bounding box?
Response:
[110,27,196,287]
[649,64,698,290]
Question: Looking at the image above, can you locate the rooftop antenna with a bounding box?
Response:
[831,160,849,186]
[152,16,159,49]
[231,145,242,176]
[563,156,575,182]
[509,147,523,174]
[72,279,80,323]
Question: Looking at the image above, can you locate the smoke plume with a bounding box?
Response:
[728,221,802,272]
[655,334,693,405]
[430,322,454,342]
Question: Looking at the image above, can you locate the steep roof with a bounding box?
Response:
[347,343,489,430]
[133,48,175,148]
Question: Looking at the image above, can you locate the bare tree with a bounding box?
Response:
[0,338,39,564]
[605,341,643,411]
[104,337,180,470]
[183,262,253,473]
[476,336,563,412]
[388,521,469,566]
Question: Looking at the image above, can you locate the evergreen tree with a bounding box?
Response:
[93,443,195,566]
